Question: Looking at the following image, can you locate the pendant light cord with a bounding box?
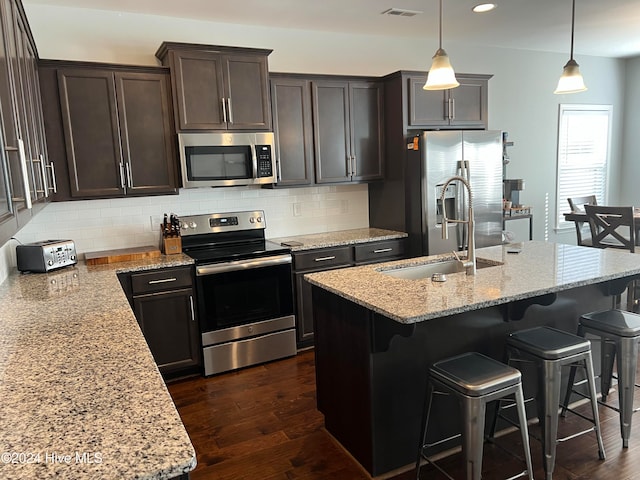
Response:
[438,0,443,49]
[569,0,575,60]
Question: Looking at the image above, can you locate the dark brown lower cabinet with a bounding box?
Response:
[120,266,200,378]
[292,238,406,348]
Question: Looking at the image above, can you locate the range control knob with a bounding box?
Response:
[256,216,263,223]
[70,255,76,261]
[189,222,197,229]
[47,260,54,266]
[249,217,255,223]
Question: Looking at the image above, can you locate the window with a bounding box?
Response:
[555,104,612,230]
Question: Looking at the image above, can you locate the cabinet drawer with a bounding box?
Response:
[131,266,193,295]
[354,239,406,264]
[293,246,353,271]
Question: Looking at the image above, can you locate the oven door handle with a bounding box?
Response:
[196,253,292,276]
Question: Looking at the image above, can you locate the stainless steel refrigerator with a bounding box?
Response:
[369,130,503,257]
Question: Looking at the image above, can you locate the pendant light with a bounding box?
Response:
[554,0,587,94]
[424,0,459,90]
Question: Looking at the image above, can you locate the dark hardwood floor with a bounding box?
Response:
[168,349,640,480]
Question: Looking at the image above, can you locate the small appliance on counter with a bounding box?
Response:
[16,240,77,273]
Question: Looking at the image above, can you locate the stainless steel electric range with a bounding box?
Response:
[180,210,296,376]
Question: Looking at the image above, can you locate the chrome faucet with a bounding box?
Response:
[440,175,476,275]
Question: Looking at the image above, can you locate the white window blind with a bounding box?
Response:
[556,104,612,229]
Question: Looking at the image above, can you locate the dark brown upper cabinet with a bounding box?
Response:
[156,42,272,132]
[44,62,178,199]
[0,0,51,244]
[269,75,314,186]
[407,73,490,129]
[312,79,384,184]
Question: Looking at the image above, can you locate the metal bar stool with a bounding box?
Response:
[498,326,605,480]
[563,309,640,448]
[416,352,534,480]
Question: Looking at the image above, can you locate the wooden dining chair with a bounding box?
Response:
[584,204,635,253]
[567,195,597,246]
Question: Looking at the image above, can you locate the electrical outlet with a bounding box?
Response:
[293,203,302,217]
[150,215,163,231]
[340,200,349,214]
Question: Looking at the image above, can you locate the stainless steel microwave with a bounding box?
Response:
[178,132,275,188]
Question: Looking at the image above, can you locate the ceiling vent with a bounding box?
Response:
[381,8,423,17]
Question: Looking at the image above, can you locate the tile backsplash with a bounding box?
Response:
[0,184,369,282]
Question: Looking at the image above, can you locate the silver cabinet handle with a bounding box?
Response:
[314,256,337,262]
[148,277,177,284]
[125,162,133,188]
[47,161,58,193]
[373,248,393,254]
[221,98,227,123]
[189,295,195,322]
[119,162,126,188]
[449,97,455,120]
[33,154,48,197]
[17,139,32,209]
[351,155,356,177]
[227,97,233,124]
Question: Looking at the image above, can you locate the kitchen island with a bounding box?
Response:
[305,241,640,476]
[0,255,196,480]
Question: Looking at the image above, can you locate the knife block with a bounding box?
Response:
[160,226,182,255]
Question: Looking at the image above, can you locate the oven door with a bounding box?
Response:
[195,254,294,333]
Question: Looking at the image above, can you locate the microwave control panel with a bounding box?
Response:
[256,145,273,178]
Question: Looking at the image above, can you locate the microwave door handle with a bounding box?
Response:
[251,144,258,180]
[227,97,233,124]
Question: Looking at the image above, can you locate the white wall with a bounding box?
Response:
[0,4,633,282]
[621,57,640,206]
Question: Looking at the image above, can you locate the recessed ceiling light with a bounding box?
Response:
[472,3,497,13]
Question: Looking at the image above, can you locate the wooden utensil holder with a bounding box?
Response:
[160,226,182,255]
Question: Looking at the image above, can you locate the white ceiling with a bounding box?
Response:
[21,0,640,59]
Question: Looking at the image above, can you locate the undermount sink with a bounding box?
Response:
[379,258,501,280]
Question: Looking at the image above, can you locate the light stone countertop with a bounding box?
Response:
[305,241,640,324]
[269,227,407,251]
[0,254,196,480]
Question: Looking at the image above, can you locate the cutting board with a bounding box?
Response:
[84,245,162,265]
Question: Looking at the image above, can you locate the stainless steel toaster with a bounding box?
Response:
[16,240,77,273]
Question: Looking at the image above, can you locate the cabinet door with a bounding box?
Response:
[407,74,448,128]
[171,50,225,130]
[270,76,314,186]
[0,0,31,228]
[57,69,124,197]
[0,140,14,244]
[115,71,177,196]
[133,288,200,375]
[349,82,384,182]
[224,54,271,130]
[312,81,351,184]
[294,271,315,347]
[19,25,48,211]
[449,75,488,128]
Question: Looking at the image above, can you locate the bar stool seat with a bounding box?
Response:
[416,352,534,480]
[498,326,605,480]
[567,309,640,448]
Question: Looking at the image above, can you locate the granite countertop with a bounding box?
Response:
[305,241,640,324]
[269,227,407,251]
[0,254,196,480]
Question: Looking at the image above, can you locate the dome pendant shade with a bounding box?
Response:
[554,0,586,94]
[554,58,587,94]
[424,48,460,90]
